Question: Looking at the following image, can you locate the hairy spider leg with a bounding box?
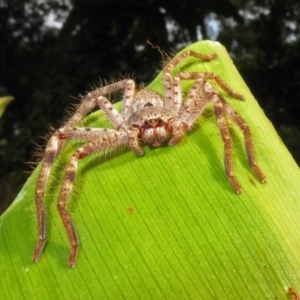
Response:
[168,77,210,145]
[163,50,218,76]
[162,50,217,113]
[211,94,242,193]
[173,70,261,193]
[33,80,136,263]
[168,76,242,193]
[57,128,131,267]
[178,72,244,100]
[120,79,135,119]
[163,73,183,116]
[33,134,59,262]
[220,97,266,184]
[174,72,262,193]
[178,78,211,127]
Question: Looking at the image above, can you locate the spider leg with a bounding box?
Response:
[120,80,135,119]
[171,78,242,193]
[219,97,266,184]
[169,78,211,145]
[33,133,60,263]
[212,94,242,194]
[164,75,183,116]
[56,127,131,267]
[163,50,217,75]
[66,79,132,128]
[163,50,217,115]
[178,72,244,100]
[179,78,211,127]
[33,80,135,263]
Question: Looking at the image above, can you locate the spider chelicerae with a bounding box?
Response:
[33,48,266,267]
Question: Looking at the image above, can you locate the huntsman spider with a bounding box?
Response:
[33,48,266,267]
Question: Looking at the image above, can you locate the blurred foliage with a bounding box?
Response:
[0,0,299,212]
[0,96,13,118]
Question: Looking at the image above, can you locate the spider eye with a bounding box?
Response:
[144,102,154,107]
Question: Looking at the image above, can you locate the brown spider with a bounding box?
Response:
[33,49,266,267]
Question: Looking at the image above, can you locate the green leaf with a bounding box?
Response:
[0,96,13,119]
[1,40,300,299]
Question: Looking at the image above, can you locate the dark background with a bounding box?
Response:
[1,0,300,213]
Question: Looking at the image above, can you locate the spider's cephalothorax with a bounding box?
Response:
[33,49,266,267]
[125,90,185,149]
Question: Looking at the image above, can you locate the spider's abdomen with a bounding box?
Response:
[127,106,176,147]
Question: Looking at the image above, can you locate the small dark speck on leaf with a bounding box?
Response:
[126,206,135,214]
